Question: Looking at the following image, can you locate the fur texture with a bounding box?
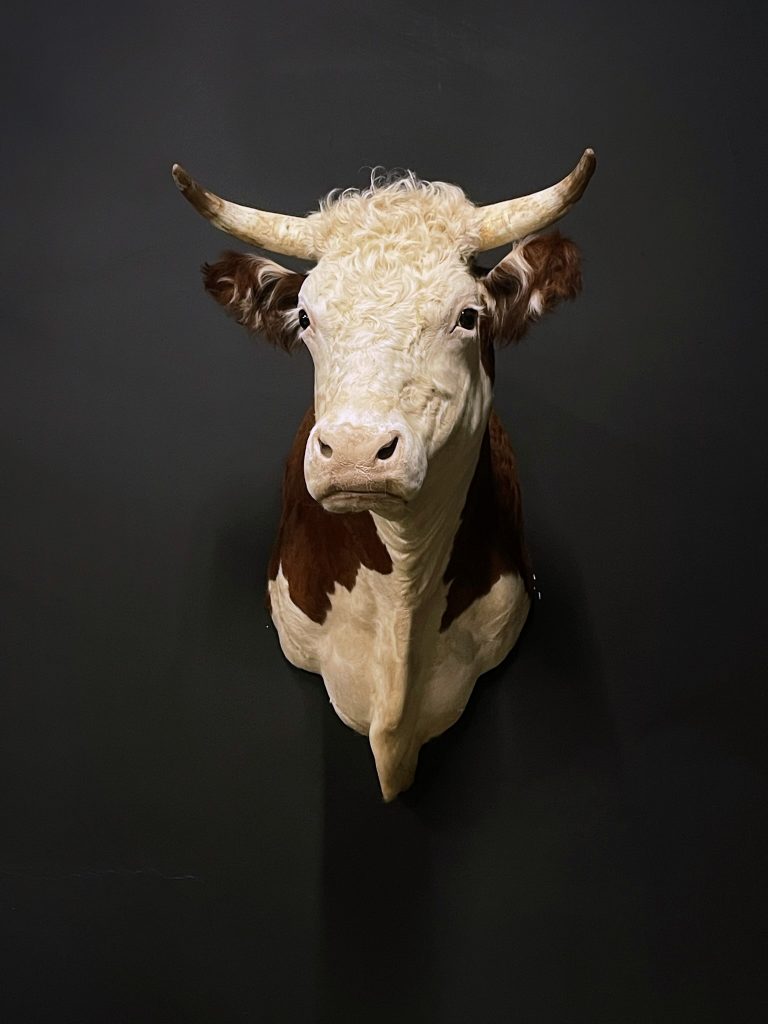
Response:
[199,172,584,800]
[482,231,583,345]
[203,252,305,351]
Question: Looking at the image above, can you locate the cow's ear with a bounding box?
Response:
[481,231,582,346]
[202,251,306,352]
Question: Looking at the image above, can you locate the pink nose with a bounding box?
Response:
[304,417,424,507]
[314,422,403,473]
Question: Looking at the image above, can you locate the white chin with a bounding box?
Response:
[320,492,408,517]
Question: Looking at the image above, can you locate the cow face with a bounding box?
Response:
[297,184,493,518]
[178,155,594,518]
[201,183,583,519]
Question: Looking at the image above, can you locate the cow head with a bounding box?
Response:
[173,153,594,519]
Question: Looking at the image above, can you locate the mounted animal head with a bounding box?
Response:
[172,152,595,517]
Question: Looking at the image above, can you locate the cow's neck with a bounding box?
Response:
[362,427,488,797]
[371,428,485,606]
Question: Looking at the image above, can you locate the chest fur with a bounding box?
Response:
[268,562,530,739]
[264,406,533,797]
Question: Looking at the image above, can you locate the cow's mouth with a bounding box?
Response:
[320,490,408,516]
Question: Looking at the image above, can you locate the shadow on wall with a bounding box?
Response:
[315,526,622,1022]
[195,483,623,1024]
[413,529,620,824]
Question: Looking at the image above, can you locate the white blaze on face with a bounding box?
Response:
[297,178,493,516]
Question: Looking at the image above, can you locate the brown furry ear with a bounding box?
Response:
[202,251,306,352]
[481,231,582,346]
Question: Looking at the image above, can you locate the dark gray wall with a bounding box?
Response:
[2,2,766,1021]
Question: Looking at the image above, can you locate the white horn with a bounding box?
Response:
[171,164,318,259]
[476,148,596,251]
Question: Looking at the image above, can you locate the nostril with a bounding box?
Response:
[318,438,333,458]
[376,436,399,461]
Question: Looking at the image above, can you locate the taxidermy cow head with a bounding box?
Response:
[172,151,595,800]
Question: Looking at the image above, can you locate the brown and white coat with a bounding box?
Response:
[173,153,594,799]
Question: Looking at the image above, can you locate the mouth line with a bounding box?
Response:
[320,489,407,508]
[328,488,396,496]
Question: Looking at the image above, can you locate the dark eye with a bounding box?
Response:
[298,309,310,330]
[457,308,478,331]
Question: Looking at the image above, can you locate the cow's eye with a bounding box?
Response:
[457,308,478,330]
[298,309,310,330]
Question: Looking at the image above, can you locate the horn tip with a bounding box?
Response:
[171,163,191,192]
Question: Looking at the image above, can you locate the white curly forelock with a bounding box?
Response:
[308,171,483,261]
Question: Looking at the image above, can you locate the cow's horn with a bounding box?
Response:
[171,164,318,259]
[476,149,596,250]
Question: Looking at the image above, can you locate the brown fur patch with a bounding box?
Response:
[267,407,393,624]
[478,231,582,347]
[440,411,533,631]
[202,251,305,351]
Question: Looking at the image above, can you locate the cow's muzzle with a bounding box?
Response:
[304,418,427,516]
